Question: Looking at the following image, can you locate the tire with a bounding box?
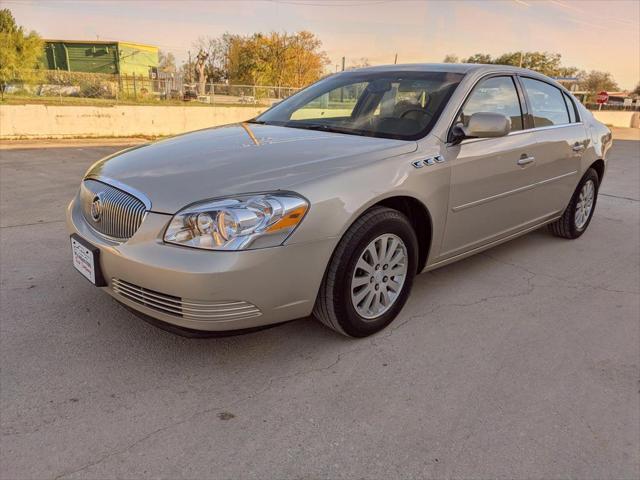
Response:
[313,206,418,337]
[548,168,599,239]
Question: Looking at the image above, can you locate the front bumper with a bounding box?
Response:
[66,192,336,331]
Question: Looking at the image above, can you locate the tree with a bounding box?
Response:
[556,66,580,78]
[283,31,329,87]
[492,51,563,76]
[631,82,640,97]
[0,9,43,98]
[194,50,209,95]
[225,31,328,88]
[443,54,458,63]
[459,51,578,77]
[580,70,618,96]
[158,50,176,73]
[348,57,371,70]
[193,34,235,83]
[462,53,494,64]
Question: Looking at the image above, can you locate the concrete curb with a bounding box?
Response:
[0,137,152,150]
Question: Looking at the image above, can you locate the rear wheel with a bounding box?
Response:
[549,168,599,239]
[313,206,418,337]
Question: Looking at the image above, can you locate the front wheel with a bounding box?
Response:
[548,168,599,239]
[313,206,418,337]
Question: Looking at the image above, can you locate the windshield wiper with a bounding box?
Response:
[246,119,267,124]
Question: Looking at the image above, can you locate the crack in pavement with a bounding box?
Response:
[51,275,541,479]
[385,277,537,339]
[481,252,639,295]
[47,242,637,478]
[0,219,65,229]
[599,193,639,202]
[52,342,374,479]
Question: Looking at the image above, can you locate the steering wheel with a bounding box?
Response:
[399,108,426,119]
[399,108,434,126]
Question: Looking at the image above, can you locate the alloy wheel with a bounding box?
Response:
[350,233,408,320]
[575,179,595,230]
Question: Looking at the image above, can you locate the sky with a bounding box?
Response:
[4,0,640,89]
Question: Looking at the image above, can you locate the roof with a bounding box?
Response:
[351,63,478,74]
[349,62,542,76]
[341,63,569,91]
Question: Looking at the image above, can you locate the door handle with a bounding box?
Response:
[517,155,535,166]
[572,142,585,152]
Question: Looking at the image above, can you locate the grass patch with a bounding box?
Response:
[0,95,268,108]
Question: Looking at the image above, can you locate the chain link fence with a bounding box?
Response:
[584,102,640,112]
[1,70,300,107]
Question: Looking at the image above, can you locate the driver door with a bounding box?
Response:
[440,75,542,258]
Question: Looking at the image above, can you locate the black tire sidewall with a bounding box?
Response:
[331,212,418,337]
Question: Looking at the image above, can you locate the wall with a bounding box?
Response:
[42,41,119,74]
[117,42,159,75]
[1,104,637,140]
[592,110,640,128]
[0,104,268,139]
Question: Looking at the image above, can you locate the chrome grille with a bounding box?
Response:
[111,279,262,321]
[81,179,147,241]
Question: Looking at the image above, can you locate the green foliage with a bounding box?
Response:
[459,51,621,91]
[158,50,176,73]
[0,9,43,88]
[193,31,329,88]
[442,54,459,63]
[579,70,619,97]
[498,51,562,76]
[191,33,236,83]
[633,82,640,97]
[462,51,565,77]
[462,53,493,64]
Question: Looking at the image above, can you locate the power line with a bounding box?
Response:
[265,0,391,6]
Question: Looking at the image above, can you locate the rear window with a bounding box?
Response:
[521,77,570,127]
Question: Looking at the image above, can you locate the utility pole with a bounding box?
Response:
[340,56,345,103]
[394,53,398,64]
[188,51,192,84]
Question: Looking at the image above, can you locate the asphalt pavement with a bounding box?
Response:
[1,130,639,479]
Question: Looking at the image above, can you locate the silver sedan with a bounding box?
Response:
[67,64,612,337]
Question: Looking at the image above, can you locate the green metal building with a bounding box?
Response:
[42,40,159,75]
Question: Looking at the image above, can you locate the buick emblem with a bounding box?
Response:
[90,194,103,222]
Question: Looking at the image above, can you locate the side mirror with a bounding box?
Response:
[450,112,511,145]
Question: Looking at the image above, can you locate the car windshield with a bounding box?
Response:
[253,71,464,140]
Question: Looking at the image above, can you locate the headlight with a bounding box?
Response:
[164,193,309,251]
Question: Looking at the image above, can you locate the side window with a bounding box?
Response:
[521,78,569,127]
[563,91,578,123]
[458,76,523,131]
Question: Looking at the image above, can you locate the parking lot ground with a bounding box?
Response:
[1,129,639,479]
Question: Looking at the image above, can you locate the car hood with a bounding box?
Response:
[86,123,417,213]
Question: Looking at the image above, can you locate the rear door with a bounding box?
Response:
[441,75,542,258]
[518,76,588,215]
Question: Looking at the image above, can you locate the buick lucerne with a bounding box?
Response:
[67,64,612,337]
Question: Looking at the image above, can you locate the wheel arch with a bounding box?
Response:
[589,159,605,185]
[372,195,433,273]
